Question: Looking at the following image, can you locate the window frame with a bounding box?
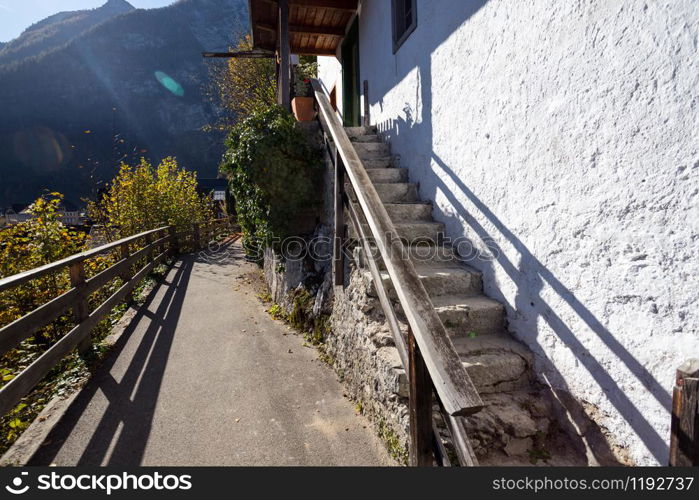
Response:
[391,0,418,54]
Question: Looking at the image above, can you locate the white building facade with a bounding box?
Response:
[317,0,699,465]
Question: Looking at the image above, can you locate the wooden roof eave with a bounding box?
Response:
[248,0,357,57]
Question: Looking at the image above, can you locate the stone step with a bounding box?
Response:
[345,126,377,138]
[374,183,419,203]
[431,294,506,337]
[356,243,467,270]
[384,202,432,221]
[354,142,390,158]
[349,134,380,143]
[367,168,409,184]
[349,221,444,244]
[464,389,579,464]
[347,182,419,203]
[361,157,394,169]
[368,264,483,300]
[459,336,532,394]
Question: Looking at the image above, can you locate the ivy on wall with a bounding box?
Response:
[220,105,322,260]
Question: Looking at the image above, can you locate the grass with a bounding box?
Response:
[376,418,409,465]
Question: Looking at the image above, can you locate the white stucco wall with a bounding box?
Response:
[318,0,699,465]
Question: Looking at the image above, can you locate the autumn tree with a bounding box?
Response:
[206,35,277,128]
[90,157,213,238]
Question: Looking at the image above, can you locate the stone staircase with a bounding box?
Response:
[344,126,585,465]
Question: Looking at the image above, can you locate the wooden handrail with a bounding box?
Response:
[0,217,233,417]
[0,226,169,294]
[311,79,483,418]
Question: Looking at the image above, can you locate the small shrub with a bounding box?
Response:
[268,304,285,320]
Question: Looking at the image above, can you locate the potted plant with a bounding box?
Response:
[292,71,316,122]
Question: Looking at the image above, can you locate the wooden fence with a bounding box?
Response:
[0,218,234,417]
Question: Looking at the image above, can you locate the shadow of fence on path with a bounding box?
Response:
[30,256,194,465]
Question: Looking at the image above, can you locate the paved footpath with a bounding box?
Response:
[30,239,394,466]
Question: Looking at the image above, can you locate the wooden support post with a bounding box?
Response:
[408,327,433,466]
[145,232,154,257]
[333,150,345,286]
[670,359,699,466]
[363,80,370,127]
[144,232,155,279]
[69,261,91,354]
[193,223,201,250]
[158,228,166,256]
[120,242,133,304]
[278,0,291,110]
[169,226,179,256]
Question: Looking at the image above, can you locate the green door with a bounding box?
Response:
[341,19,360,127]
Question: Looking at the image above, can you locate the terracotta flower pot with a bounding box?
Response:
[292,96,316,122]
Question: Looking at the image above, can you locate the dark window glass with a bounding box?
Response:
[392,0,417,53]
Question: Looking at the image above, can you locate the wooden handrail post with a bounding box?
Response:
[145,231,154,258]
[169,226,179,256]
[408,327,434,466]
[120,242,132,304]
[333,149,345,286]
[670,359,699,466]
[69,261,91,354]
[193,223,201,250]
[158,228,166,256]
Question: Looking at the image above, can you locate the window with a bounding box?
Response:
[392,0,417,53]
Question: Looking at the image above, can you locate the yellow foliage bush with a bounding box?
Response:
[90,157,214,239]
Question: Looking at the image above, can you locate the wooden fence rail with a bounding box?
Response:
[0,218,233,417]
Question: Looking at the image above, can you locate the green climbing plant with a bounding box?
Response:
[220,104,321,260]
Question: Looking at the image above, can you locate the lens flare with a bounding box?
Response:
[154,71,184,97]
[13,127,71,172]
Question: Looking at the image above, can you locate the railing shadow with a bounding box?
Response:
[427,153,670,463]
[30,256,194,465]
[363,0,671,461]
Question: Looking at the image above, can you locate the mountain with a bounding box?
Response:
[0,0,136,66]
[0,0,248,207]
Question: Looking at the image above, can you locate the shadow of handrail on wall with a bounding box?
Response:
[365,1,671,459]
[428,152,671,463]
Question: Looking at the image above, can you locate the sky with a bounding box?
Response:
[0,0,176,42]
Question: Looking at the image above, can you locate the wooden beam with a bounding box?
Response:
[291,47,338,56]
[262,0,358,12]
[202,51,274,58]
[257,21,344,37]
[292,0,357,10]
[278,0,291,110]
